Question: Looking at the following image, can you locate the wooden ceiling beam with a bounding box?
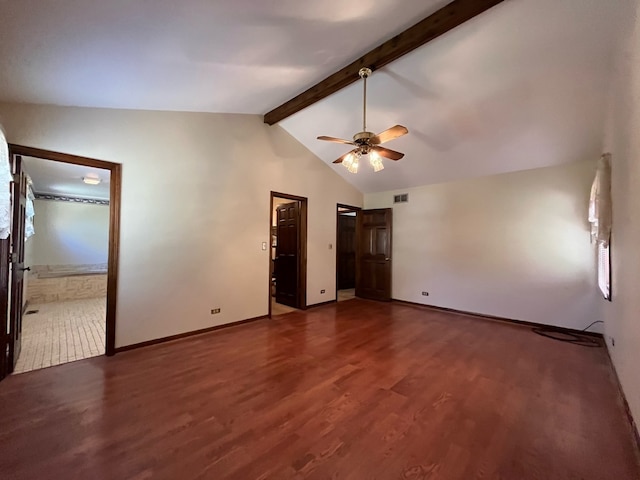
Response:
[263,0,506,125]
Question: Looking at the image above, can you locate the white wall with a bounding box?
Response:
[602,0,640,429]
[365,160,601,332]
[0,104,362,348]
[30,199,109,266]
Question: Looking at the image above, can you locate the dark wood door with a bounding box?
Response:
[337,214,356,289]
[275,201,300,308]
[356,208,392,301]
[8,153,26,371]
[0,237,9,381]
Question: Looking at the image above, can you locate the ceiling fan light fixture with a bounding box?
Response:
[370,151,384,172]
[317,67,408,173]
[342,152,354,169]
[344,151,360,174]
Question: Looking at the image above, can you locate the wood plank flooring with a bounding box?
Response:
[0,299,638,479]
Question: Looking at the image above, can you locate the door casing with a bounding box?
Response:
[3,145,121,364]
[0,238,10,381]
[269,192,307,316]
[8,153,26,369]
[335,203,361,297]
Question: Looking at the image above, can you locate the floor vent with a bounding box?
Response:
[393,193,409,204]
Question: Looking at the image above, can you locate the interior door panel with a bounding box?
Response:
[356,208,392,301]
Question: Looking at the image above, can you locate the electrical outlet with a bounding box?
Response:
[211,308,221,314]
[421,291,429,296]
[320,289,326,294]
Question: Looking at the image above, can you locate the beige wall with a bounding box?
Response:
[602,0,640,428]
[31,199,109,266]
[365,160,601,331]
[0,104,362,348]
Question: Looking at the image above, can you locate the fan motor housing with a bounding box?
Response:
[353,131,375,145]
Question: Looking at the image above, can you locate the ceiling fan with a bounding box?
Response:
[317,67,408,173]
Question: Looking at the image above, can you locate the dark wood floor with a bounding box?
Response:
[1,299,638,479]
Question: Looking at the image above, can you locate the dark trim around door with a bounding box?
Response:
[8,144,121,356]
[335,203,361,301]
[269,191,308,317]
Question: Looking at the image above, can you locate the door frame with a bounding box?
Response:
[7,144,121,357]
[269,191,307,317]
[0,237,9,380]
[335,203,361,299]
[356,208,393,301]
[8,153,27,370]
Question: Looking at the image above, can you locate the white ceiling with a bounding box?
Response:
[280,0,624,192]
[23,156,111,200]
[0,0,625,193]
[0,0,449,114]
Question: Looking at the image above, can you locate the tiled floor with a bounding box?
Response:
[271,297,299,316]
[14,297,106,374]
[337,288,355,301]
[271,290,355,316]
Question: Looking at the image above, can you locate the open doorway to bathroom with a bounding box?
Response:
[1,145,120,379]
[336,204,360,302]
[14,157,110,373]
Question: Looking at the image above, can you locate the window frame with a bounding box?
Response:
[597,240,611,301]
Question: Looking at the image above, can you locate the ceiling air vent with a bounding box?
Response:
[393,193,409,204]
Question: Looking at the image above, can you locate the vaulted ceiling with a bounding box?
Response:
[279,0,623,192]
[0,0,624,193]
[0,0,449,113]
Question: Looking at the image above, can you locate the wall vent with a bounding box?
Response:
[393,193,409,204]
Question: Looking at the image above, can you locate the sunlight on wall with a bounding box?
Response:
[32,199,109,266]
[365,159,600,331]
[511,189,592,280]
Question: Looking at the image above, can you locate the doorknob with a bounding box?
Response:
[20,267,30,271]
[385,258,390,261]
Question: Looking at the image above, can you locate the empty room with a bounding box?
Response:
[0,1,639,479]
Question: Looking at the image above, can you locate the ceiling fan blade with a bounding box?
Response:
[317,136,355,145]
[332,149,358,164]
[371,145,404,161]
[371,125,408,145]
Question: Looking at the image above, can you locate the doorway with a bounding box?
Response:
[336,204,360,302]
[0,145,121,379]
[335,206,393,303]
[269,192,307,317]
[18,157,110,373]
[356,208,393,301]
